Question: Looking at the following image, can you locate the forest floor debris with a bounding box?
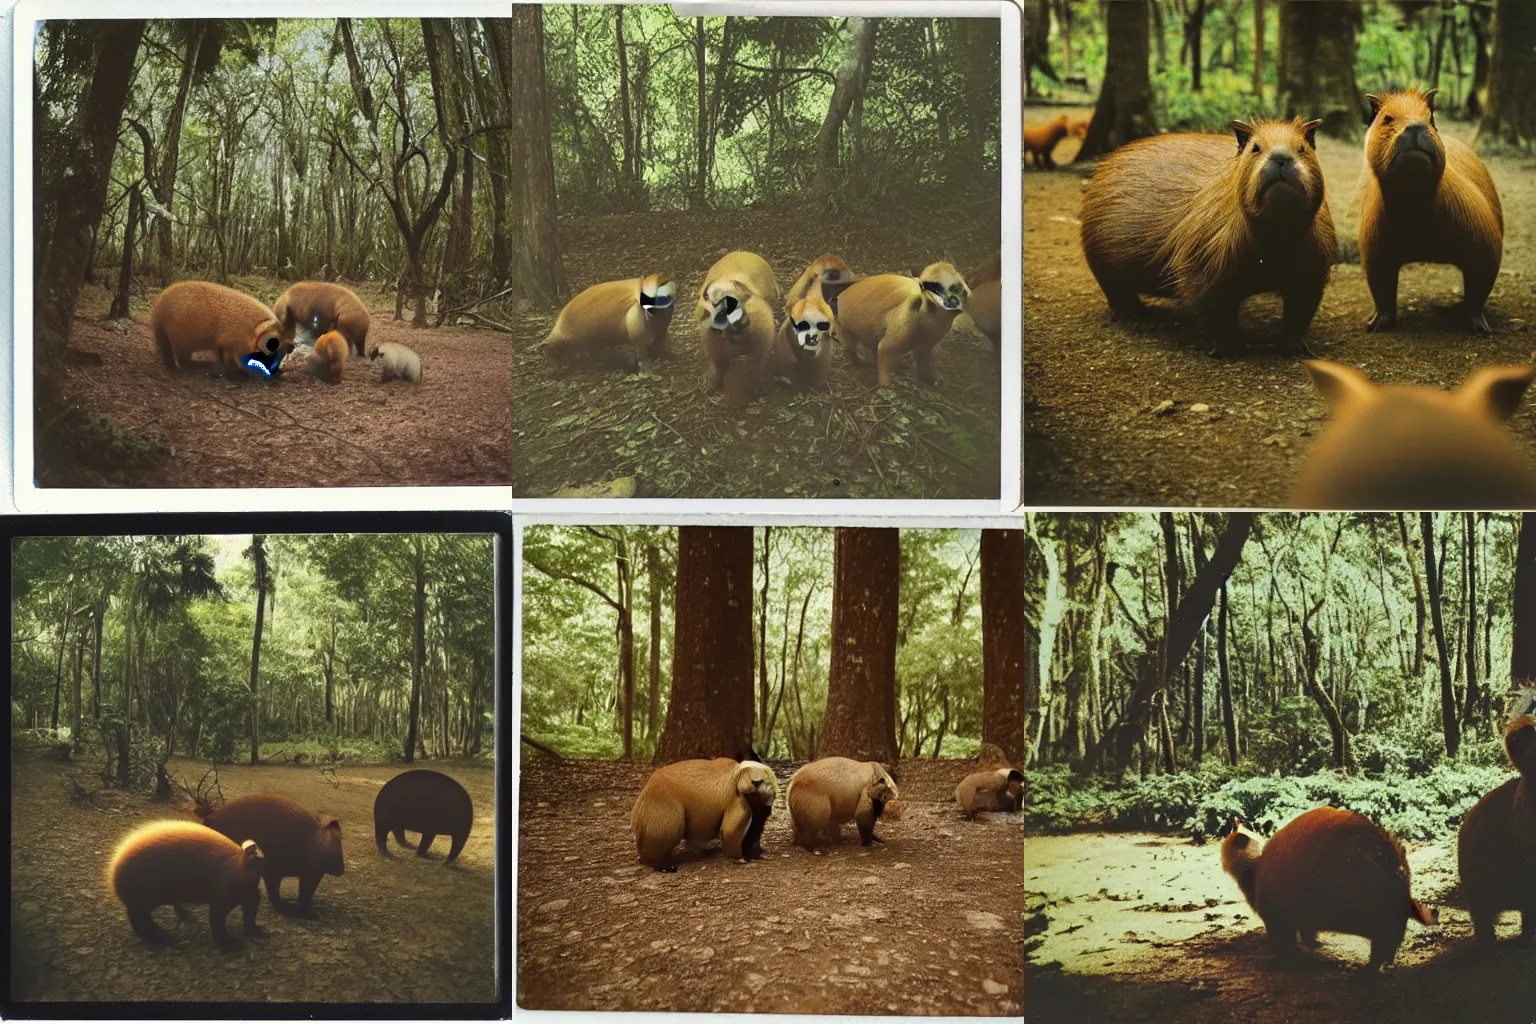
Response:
[1024,108,1536,506]
[512,201,1003,498]
[515,757,1023,1014]
[44,280,512,488]
[10,754,497,1004]
[1026,831,1536,1023]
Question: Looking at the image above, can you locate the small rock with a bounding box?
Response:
[983,979,1009,995]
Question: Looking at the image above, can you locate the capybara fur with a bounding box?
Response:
[1458,715,1536,946]
[373,769,473,863]
[786,254,855,311]
[1025,115,1070,169]
[369,341,421,384]
[1359,90,1503,334]
[1292,360,1536,508]
[787,757,900,851]
[307,330,348,385]
[200,794,344,918]
[837,263,969,388]
[630,758,780,872]
[775,290,836,390]
[956,768,1025,818]
[151,281,283,377]
[1080,118,1337,356]
[274,281,371,356]
[108,821,265,949]
[543,275,676,368]
[1220,808,1433,971]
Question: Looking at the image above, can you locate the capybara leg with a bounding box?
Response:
[914,344,940,387]
[127,906,173,945]
[721,797,753,862]
[1365,263,1400,332]
[209,902,242,951]
[416,832,437,858]
[393,828,415,850]
[1281,286,1324,358]
[1461,265,1496,335]
[445,832,468,864]
[297,873,321,918]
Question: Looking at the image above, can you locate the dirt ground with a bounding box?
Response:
[512,203,1003,499]
[42,280,512,488]
[1024,106,1536,506]
[515,757,1023,1015]
[1026,831,1536,1024]
[9,754,497,1004]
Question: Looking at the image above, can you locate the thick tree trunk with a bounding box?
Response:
[655,528,756,762]
[1277,0,1364,140]
[1480,0,1536,146]
[1512,512,1536,687]
[1076,0,1157,160]
[820,528,900,766]
[1422,513,1460,758]
[808,17,879,207]
[981,530,1026,766]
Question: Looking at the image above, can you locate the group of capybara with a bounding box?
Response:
[106,768,472,950]
[542,249,1002,399]
[1032,88,1536,506]
[1218,711,1535,972]
[627,747,1023,872]
[151,278,422,386]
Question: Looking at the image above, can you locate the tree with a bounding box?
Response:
[1479,0,1536,147]
[655,528,756,762]
[980,530,1026,765]
[808,17,879,206]
[246,535,268,765]
[1075,0,1156,161]
[1422,512,1460,758]
[820,528,900,766]
[1276,0,1364,139]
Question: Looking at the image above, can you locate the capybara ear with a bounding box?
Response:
[1304,360,1378,416]
[1230,120,1254,151]
[1453,364,1536,423]
[1300,119,1323,148]
[1366,94,1384,122]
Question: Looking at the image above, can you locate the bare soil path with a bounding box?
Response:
[10,754,497,1004]
[516,757,1022,1015]
[1024,107,1536,506]
[1026,831,1536,1023]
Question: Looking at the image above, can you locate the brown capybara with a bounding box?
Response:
[200,794,344,918]
[373,769,473,863]
[1359,89,1503,335]
[630,759,779,872]
[956,767,1025,818]
[273,281,371,356]
[151,280,284,377]
[307,330,348,385]
[1292,360,1536,508]
[1024,115,1070,169]
[1458,715,1536,945]
[1221,809,1434,971]
[1080,118,1337,357]
[108,821,265,949]
[786,757,900,851]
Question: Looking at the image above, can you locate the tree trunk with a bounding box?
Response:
[981,530,1026,765]
[808,17,879,207]
[655,528,756,762]
[1276,0,1364,140]
[820,529,900,766]
[1479,0,1536,146]
[1076,0,1157,160]
[1422,512,1460,758]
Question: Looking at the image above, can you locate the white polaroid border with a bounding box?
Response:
[511,513,1024,1024]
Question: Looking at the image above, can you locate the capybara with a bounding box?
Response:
[1080,118,1337,356]
[1221,809,1433,971]
[956,767,1025,818]
[837,263,970,388]
[151,280,284,377]
[1458,715,1536,945]
[274,281,371,356]
[1025,115,1070,169]
[786,757,900,851]
[1292,360,1536,508]
[369,341,421,384]
[630,758,779,872]
[373,769,473,863]
[1359,89,1503,334]
[108,821,265,949]
[543,275,676,369]
[200,794,344,918]
[307,330,348,385]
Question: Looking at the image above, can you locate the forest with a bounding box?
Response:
[1021,0,1536,507]
[1023,512,1536,1024]
[511,7,1005,499]
[32,19,517,488]
[517,525,1024,1015]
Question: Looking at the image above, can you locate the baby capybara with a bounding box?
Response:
[108,821,265,949]
[1458,715,1536,945]
[1024,115,1070,169]
[373,769,473,863]
[1360,89,1503,334]
[1221,809,1433,971]
[151,280,283,376]
[201,794,344,918]
[1080,117,1337,356]
[274,281,371,356]
[1292,360,1536,508]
